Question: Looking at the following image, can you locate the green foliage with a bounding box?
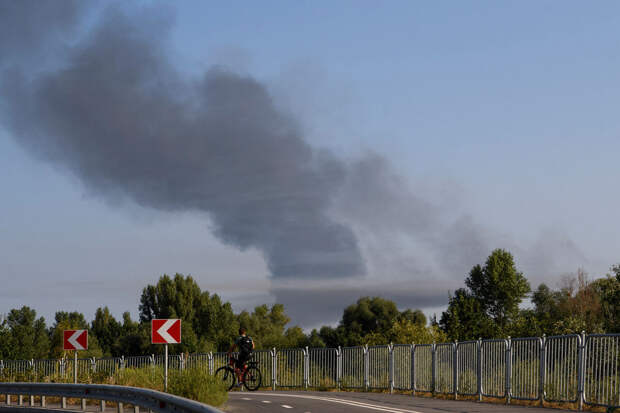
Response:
[465,249,531,331]
[440,288,496,341]
[169,367,228,407]
[139,274,238,353]
[50,311,103,359]
[441,249,530,340]
[5,306,50,359]
[91,307,122,357]
[340,297,400,346]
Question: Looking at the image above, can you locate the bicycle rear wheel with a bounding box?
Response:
[214,366,236,391]
[243,366,262,391]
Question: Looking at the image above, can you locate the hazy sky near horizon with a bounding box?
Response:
[1,1,619,329]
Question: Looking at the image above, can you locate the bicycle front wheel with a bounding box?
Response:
[214,366,236,391]
[243,366,262,391]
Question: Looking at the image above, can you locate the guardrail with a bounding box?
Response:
[1,333,618,410]
[0,383,223,413]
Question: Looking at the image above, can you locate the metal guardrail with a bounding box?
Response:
[0,383,223,413]
[1,332,618,410]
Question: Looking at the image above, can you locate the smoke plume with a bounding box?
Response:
[1,5,364,280]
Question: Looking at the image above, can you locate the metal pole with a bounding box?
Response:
[411,343,416,397]
[389,343,394,394]
[303,347,309,390]
[164,344,168,392]
[477,338,483,402]
[506,337,512,405]
[432,343,437,394]
[454,341,458,400]
[74,351,78,384]
[578,331,585,411]
[271,348,277,391]
[540,335,546,407]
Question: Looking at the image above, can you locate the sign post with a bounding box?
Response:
[151,319,181,392]
[63,330,88,384]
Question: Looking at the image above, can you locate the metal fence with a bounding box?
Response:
[1,332,618,410]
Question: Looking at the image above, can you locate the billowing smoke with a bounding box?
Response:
[0,5,364,279]
[0,2,586,305]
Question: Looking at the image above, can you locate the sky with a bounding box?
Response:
[1,1,619,329]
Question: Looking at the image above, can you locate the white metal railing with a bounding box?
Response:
[1,333,618,410]
[0,383,223,413]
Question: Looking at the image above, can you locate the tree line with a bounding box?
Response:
[1,249,618,360]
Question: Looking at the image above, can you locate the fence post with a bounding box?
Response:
[271,348,277,391]
[364,345,369,391]
[92,357,97,373]
[389,343,394,394]
[411,343,416,396]
[0,359,3,378]
[432,342,437,394]
[151,354,155,368]
[120,356,125,371]
[337,346,342,390]
[303,347,309,390]
[208,352,213,375]
[578,331,586,411]
[477,338,482,402]
[454,341,458,400]
[540,334,546,407]
[506,337,512,405]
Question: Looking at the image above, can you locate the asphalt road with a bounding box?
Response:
[222,391,574,413]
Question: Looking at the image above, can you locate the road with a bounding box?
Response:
[222,391,574,413]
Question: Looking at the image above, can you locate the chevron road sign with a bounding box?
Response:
[151,319,182,344]
[63,330,88,350]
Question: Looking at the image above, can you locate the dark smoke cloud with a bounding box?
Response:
[271,280,454,327]
[0,0,86,64]
[0,6,364,280]
[0,2,587,316]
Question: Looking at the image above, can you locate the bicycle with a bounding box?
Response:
[214,355,262,391]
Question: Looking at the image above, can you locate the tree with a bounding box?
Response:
[91,307,122,357]
[339,297,400,346]
[237,304,291,349]
[49,311,103,358]
[440,288,496,341]
[139,274,219,353]
[465,249,530,334]
[6,306,49,359]
[595,264,620,333]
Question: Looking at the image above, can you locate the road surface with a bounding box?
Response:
[222,391,573,413]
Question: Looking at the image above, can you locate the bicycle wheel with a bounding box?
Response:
[214,366,236,391]
[243,366,262,391]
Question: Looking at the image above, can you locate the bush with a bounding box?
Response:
[169,367,228,407]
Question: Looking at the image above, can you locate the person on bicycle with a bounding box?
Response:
[228,327,255,384]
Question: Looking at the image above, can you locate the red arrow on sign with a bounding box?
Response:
[151,319,181,344]
[63,330,88,350]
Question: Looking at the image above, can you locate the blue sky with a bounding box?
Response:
[1,1,619,328]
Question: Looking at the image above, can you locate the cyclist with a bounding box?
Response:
[228,327,255,385]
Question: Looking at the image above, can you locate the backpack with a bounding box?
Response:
[238,335,253,354]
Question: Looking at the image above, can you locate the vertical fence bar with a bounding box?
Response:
[540,335,546,406]
[304,347,309,390]
[389,344,394,394]
[364,345,369,391]
[506,337,512,404]
[411,344,416,396]
[432,343,437,394]
[271,348,277,391]
[577,331,585,411]
[477,338,483,401]
[454,341,458,400]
